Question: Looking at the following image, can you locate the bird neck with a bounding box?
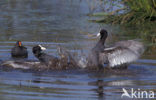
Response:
[34,51,43,58]
[16,46,23,48]
[98,37,106,46]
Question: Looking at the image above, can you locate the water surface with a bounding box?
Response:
[0,0,156,100]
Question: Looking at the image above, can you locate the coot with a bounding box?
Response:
[32,45,77,70]
[86,29,144,69]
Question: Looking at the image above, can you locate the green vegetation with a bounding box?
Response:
[93,0,156,24]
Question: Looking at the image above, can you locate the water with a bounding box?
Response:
[0,0,156,100]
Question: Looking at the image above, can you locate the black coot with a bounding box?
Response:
[32,45,77,70]
[86,29,144,69]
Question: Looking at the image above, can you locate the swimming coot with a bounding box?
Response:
[11,41,28,58]
[86,29,144,69]
[32,45,59,68]
[32,45,77,70]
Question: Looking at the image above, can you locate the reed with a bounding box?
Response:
[93,0,156,24]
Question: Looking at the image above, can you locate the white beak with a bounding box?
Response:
[97,33,100,37]
[38,45,46,50]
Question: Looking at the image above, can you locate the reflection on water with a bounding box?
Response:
[0,0,156,100]
[0,67,155,100]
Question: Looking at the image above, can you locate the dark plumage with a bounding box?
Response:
[32,45,59,68]
[1,45,78,70]
[87,29,108,70]
[86,29,144,69]
[32,45,77,70]
[11,41,28,58]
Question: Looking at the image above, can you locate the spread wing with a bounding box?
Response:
[99,47,139,67]
[115,40,144,56]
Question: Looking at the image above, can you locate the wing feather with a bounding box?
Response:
[99,47,139,67]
